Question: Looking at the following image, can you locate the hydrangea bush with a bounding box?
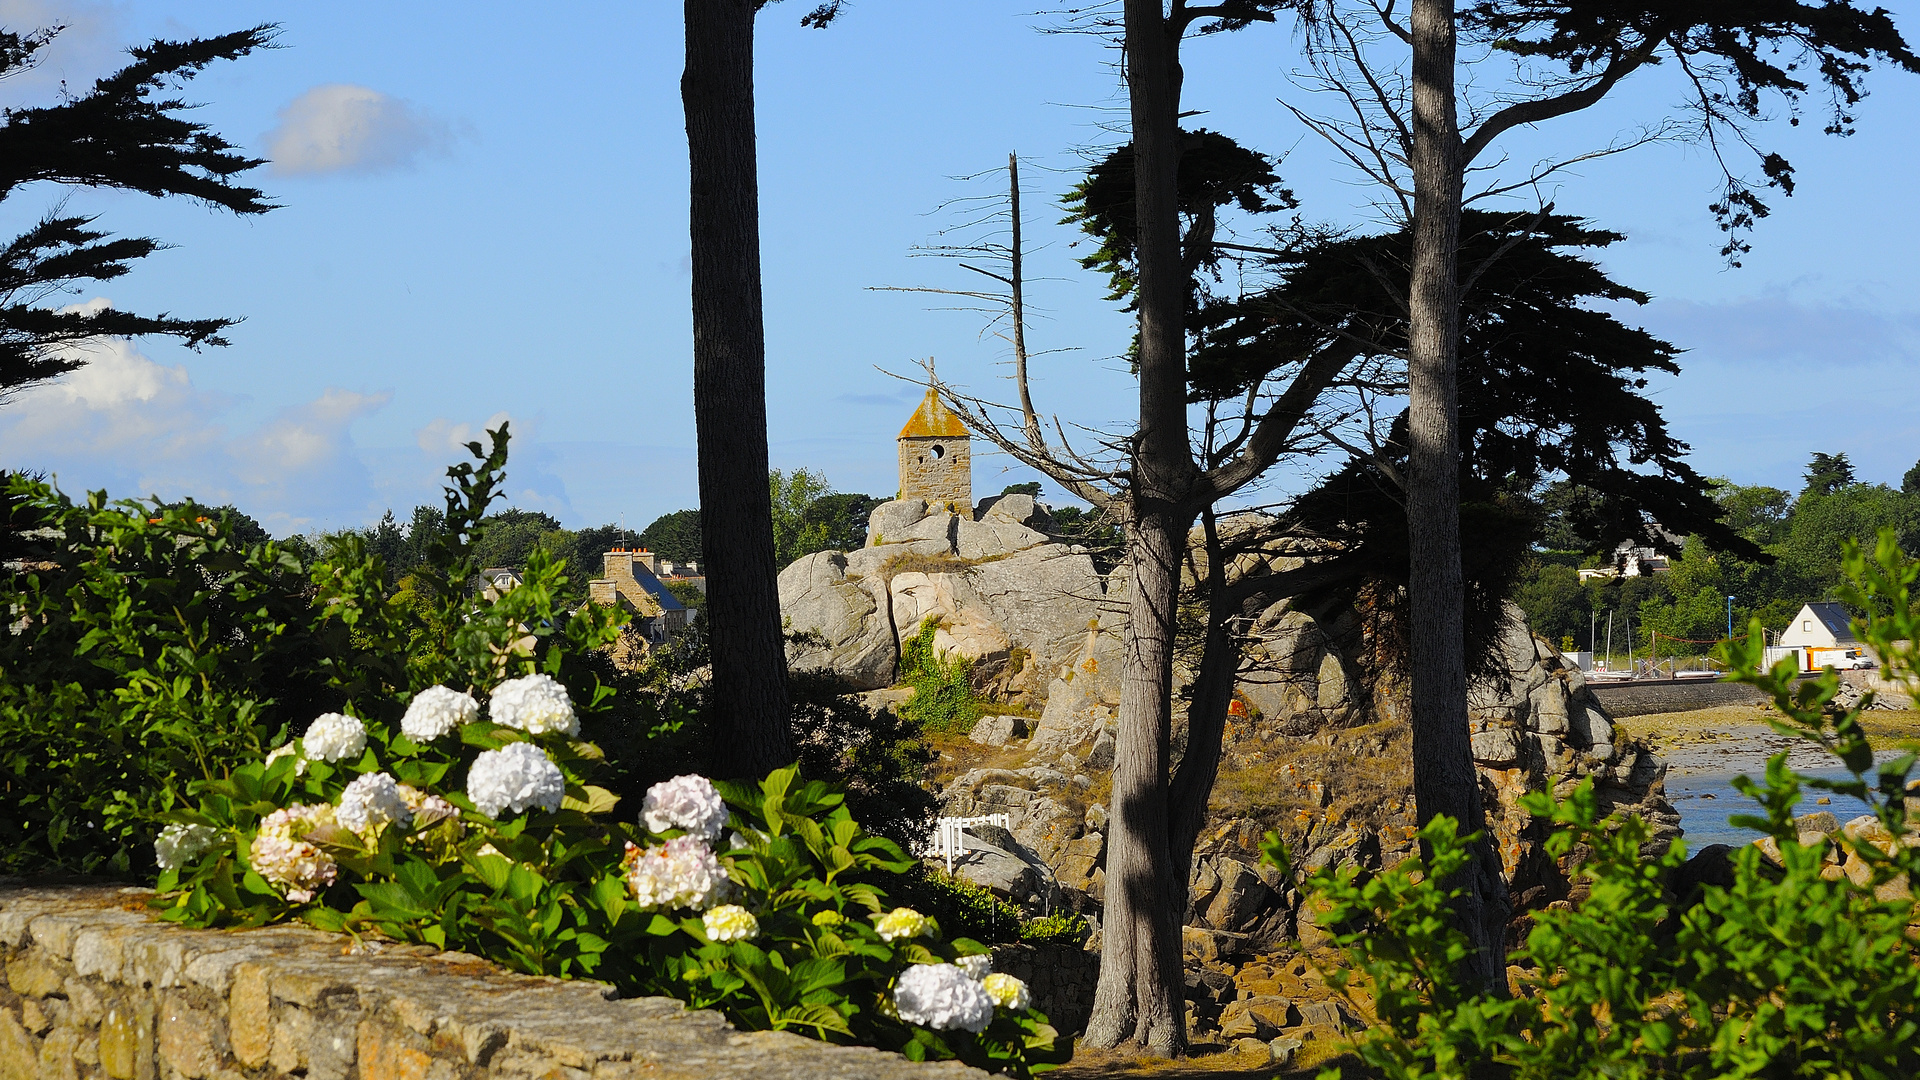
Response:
[156,690,1068,1076]
[12,424,1068,1075]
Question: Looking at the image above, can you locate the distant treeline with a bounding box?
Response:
[209,468,1119,605]
[1515,453,1920,655]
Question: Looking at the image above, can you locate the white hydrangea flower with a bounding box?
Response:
[402,685,478,742]
[642,774,729,839]
[893,964,994,1033]
[302,713,367,763]
[955,954,992,981]
[702,904,759,942]
[874,907,930,942]
[336,772,413,836]
[488,673,578,736]
[622,836,731,911]
[250,805,338,903]
[154,823,220,871]
[265,743,306,776]
[981,972,1031,1011]
[466,742,566,817]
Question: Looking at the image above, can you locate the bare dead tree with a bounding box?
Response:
[889,55,1373,1050]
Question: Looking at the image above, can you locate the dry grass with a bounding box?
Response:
[923,729,1043,789]
[1208,719,1414,834]
[876,549,975,581]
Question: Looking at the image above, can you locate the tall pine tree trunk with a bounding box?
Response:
[1083,0,1194,1055]
[682,0,795,778]
[1405,0,1509,990]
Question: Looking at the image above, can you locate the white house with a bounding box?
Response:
[1576,539,1673,581]
[1774,601,1871,672]
[1779,602,1856,648]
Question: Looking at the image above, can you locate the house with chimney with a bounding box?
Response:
[588,546,689,643]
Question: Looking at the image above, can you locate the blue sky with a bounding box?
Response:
[1,0,1916,535]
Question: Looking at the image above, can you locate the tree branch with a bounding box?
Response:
[1460,37,1664,165]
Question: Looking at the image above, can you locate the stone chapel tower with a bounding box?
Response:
[897,388,971,510]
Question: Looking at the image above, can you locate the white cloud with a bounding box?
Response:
[413,412,573,517]
[416,411,515,458]
[0,331,391,533]
[265,84,454,176]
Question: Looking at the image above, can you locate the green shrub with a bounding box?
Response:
[790,668,938,852]
[1273,528,1920,1079]
[0,425,629,876]
[897,619,983,735]
[894,868,1092,949]
[898,868,1028,944]
[1018,912,1092,948]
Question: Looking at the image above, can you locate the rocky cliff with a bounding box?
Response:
[779,494,1125,703]
[779,499,1680,1039]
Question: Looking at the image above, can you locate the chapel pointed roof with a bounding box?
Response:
[898,387,969,439]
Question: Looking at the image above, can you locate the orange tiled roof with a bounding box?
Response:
[898,388,969,439]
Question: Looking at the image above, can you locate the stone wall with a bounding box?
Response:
[1588,679,1770,717]
[0,884,981,1080]
[986,945,1095,1036]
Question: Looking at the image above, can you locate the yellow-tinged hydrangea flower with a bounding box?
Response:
[250,804,338,903]
[810,909,844,927]
[398,784,462,828]
[702,904,759,942]
[874,906,929,942]
[982,972,1031,1011]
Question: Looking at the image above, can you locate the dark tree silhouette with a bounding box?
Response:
[639,509,703,564]
[0,25,275,400]
[682,1,843,777]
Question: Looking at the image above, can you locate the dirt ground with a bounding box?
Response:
[1047,1041,1358,1080]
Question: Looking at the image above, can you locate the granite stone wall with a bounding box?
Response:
[0,884,981,1080]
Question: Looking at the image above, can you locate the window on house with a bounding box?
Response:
[931,444,946,459]
[1803,620,1812,633]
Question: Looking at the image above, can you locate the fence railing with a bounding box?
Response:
[928,813,1012,873]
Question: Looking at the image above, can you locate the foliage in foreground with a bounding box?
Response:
[1272,529,1920,1078]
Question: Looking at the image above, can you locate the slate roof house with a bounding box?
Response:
[588,547,688,643]
[1774,601,1872,672]
[1778,601,1857,649]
